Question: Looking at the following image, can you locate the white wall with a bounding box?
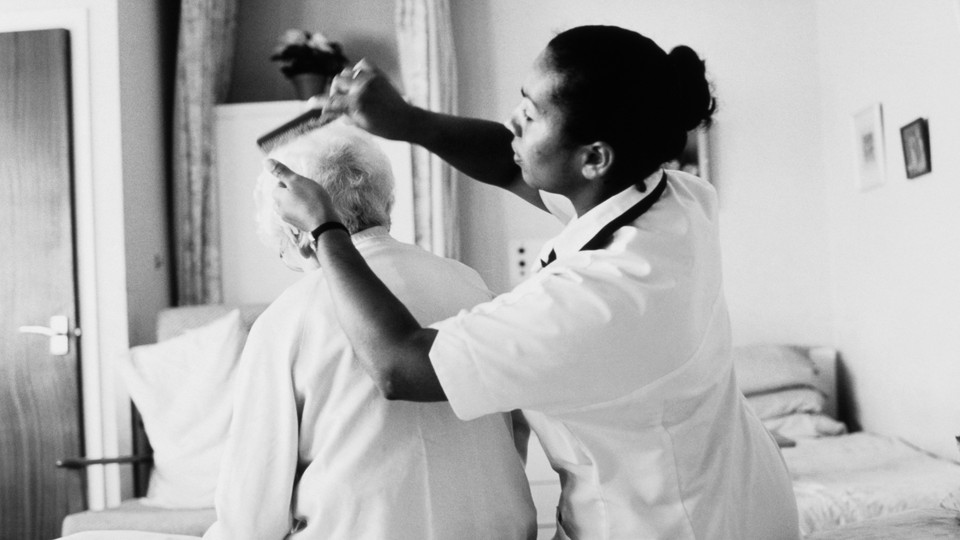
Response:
[118,2,173,346]
[115,0,173,501]
[450,0,835,348]
[815,0,960,459]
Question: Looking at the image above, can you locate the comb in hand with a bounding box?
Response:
[316,63,364,127]
[256,108,325,154]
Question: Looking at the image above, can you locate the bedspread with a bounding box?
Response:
[805,507,960,539]
[782,432,960,536]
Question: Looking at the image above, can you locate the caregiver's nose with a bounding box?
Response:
[504,112,521,137]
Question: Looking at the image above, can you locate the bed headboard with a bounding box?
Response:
[807,346,839,420]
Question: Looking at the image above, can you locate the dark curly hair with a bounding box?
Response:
[543,26,715,184]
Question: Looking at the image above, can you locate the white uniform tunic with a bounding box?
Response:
[203,227,536,540]
[430,171,799,539]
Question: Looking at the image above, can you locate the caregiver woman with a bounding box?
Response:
[272,25,800,540]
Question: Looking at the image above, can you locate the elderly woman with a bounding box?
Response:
[208,121,535,539]
[61,121,535,540]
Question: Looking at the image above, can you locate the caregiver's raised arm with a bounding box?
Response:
[324,60,545,209]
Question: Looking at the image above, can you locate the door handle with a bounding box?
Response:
[18,315,81,356]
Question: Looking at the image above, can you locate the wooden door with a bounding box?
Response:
[0,29,85,540]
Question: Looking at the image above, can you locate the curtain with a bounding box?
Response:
[172,0,237,305]
[395,0,459,259]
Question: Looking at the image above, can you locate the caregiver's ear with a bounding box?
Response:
[579,141,614,180]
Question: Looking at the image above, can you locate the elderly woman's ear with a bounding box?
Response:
[293,225,319,263]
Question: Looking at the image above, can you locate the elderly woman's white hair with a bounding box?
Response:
[254,119,395,271]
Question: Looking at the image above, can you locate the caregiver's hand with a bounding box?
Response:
[321,59,421,141]
[269,159,340,233]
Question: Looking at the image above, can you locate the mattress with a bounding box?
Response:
[782,432,960,537]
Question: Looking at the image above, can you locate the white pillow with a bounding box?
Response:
[121,309,247,508]
[733,344,818,395]
[762,413,847,440]
[746,387,826,420]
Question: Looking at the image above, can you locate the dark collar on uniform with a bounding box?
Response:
[540,170,667,268]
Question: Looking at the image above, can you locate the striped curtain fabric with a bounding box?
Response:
[172,0,237,305]
[395,0,460,259]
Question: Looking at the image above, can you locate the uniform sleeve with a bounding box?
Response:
[429,254,695,420]
[203,312,302,540]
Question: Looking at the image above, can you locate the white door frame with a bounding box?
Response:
[0,3,130,510]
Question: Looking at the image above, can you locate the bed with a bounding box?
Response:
[734,344,960,538]
[805,507,960,539]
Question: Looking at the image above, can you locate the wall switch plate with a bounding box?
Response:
[507,239,548,288]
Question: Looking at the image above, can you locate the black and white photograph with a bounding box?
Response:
[900,117,932,179]
[2,2,959,540]
[853,102,887,192]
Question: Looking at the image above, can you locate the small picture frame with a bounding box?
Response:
[900,118,931,179]
[853,103,886,191]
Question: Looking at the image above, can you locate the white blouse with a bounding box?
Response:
[430,171,800,539]
[204,228,536,540]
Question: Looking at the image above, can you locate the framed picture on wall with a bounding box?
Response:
[853,103,886,192]
[663,127,712,186]
[900,118,931,179]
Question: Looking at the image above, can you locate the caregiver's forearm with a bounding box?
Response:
[403,108,545,209]
[314,228,446,402]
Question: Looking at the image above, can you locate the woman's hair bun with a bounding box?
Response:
[667,45,716,131]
